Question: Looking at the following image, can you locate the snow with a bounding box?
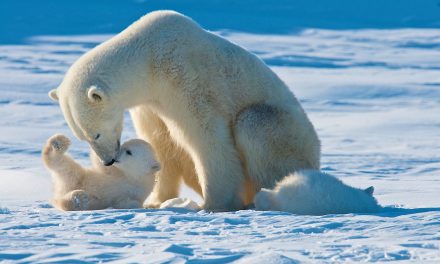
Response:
[1,202,440,262]
[1,1,440,263]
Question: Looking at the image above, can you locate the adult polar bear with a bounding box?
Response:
[49,11,320,211]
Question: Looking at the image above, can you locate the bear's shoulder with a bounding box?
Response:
[136,10,197,32]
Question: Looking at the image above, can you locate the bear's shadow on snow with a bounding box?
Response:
[376,206,440,218]
[37,201,440,217]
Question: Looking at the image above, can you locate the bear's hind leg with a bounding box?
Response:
[234,104,320,192]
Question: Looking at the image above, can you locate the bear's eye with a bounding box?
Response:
[94,134,101,140]
[126,150,132,156]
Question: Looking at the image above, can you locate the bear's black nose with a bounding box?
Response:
[104,159,116,166]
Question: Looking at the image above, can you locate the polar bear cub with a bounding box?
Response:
[42,134,160,211]
[254,170,381,215]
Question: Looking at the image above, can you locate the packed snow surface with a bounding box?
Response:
[1,2,440,263]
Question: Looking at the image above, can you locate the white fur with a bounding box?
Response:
[254,170,381,215]
[42,134,160,211]
[49,11,320,211]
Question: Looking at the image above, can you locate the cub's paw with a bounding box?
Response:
[70,190,89,210]
[45,134,71,154]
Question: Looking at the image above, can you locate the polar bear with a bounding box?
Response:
[48,10,320,211]
[42,134,160,211]
[254,170,381,215]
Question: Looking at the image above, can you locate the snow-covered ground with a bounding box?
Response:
[1,1,440,263]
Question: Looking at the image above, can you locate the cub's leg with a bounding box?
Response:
[53,190,90,211]
[234,104,320,194]
[42,134,85,193]
[130,107,186,208]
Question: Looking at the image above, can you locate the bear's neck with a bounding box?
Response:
[91,31,153,109]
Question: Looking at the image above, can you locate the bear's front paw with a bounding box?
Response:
[143,200,162,209]
[70,190,89,210]
[46,134,71,154]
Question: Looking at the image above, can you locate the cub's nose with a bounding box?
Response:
[104,159,116,166]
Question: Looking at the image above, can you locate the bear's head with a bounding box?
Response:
[49,61,125,166]
[114,139,161,179]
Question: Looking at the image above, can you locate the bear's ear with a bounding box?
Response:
[87,86,105,103]
[48,89,59,102]
[364,186,374,196]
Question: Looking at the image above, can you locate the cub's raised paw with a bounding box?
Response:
[46,134,71,154]
[70,190,89,210]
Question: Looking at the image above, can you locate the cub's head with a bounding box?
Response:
[113,139,160,179]
[49,57,124,166]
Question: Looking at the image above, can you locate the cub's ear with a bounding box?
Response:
[364,186,374,196]
[48,89,59,102]
[87,86,105,103]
